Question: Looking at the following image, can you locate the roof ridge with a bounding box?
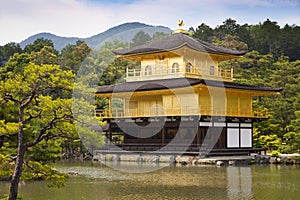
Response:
[113,32,246,56]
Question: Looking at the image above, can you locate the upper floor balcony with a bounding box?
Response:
[126,63,233,82]
[95,106,268,119]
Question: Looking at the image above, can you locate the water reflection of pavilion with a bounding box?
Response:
[227,167,253,199]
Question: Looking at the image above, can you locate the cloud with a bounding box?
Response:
[277,16,300,26]
[0,0,116,44]
[0,0,299,45]
[216,0,300,7]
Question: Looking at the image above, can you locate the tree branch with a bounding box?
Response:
[0,98,8,105]
[23,111,42,124]
[24,111,72,148]
[24,118,55,148]
[3,93,21,104]
[20,89,36,109]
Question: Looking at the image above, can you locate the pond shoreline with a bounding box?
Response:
[93,152,300,166]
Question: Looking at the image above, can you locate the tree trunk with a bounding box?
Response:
[8,146,26,200]
[9,107,25,200]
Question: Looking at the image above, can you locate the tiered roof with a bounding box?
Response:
[96,32,281,94]
[96,78,282,94]
[113,33,247,56]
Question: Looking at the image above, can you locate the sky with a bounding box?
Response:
[1,0,300,45]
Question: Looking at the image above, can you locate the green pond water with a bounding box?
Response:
[1,162,299,200]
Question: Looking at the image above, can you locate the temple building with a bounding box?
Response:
[95,23,281,156]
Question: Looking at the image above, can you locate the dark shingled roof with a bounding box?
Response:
[113,33,247,56]
[96,78,282,94]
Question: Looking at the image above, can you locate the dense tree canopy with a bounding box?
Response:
[59,40,92,73]
[220,51,300,152]
[0,43,22,67]
[130,30,152,47]
[192,18,300,61]
[23,38,56,54]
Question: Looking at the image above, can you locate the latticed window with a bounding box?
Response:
[186,62,192,73]
[171,62,179,73]
[210,65,215,76]
[145,65,152,75]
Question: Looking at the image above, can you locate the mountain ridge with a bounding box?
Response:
[19,22,172,51]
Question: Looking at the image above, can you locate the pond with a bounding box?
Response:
[1,162,299,199]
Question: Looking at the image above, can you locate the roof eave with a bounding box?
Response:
[113,45,247,60]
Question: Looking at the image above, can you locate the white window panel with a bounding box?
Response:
[227,128,239,147]
[241,123,252,128]
[200,122,212,127]
[214,122,226,127]
[241,129,252,147]
[227,123,239,127]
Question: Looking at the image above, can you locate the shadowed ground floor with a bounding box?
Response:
[97,116,266,156]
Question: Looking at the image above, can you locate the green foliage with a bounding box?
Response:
[1,53,31,75]
[152,32,169,40]
[130,30,151,47]
[0,120,18,136]
[24,38,55,54]
[0,56,76,198]
[0,154,68,186]
[221,50,299,153]
[0,42,22,67]
[59,41,92,75]
[212,34,248,50]
[0,142,16,156]
[270,150,280,157]
[72,98,105,152]
[192,18,300,61]
[0,154,13,180]
[193,23,214,41]
[75,126,104,152]
[256,134,282,151]
[31,46,58,65]
[98,58,128,86]
[250,19,281,57]
[21,161,68,188]
[27,140,63,162]
[281,110,300,153]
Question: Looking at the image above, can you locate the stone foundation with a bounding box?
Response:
[93,152,300,166]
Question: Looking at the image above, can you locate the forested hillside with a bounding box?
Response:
[18,22,172,51]
[191,18,300,61]
[0,19,299,194]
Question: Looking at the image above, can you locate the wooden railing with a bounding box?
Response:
[185,66,233,79]
[127,68,141,77]
[126,65,233,80]
[95,106,268,119]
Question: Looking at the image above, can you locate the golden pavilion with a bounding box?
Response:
[95,23,281,156]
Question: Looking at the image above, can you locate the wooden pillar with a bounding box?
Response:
[196,126,200,147]
[109,127,112,146]
[105,132,108,147]
[109,97,112,117]
[162,127,165,146]
[238,97,240,117]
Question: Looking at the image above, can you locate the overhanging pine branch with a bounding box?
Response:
[3,93,21,104]
[23,110,42,124]
[24,112,72,148]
